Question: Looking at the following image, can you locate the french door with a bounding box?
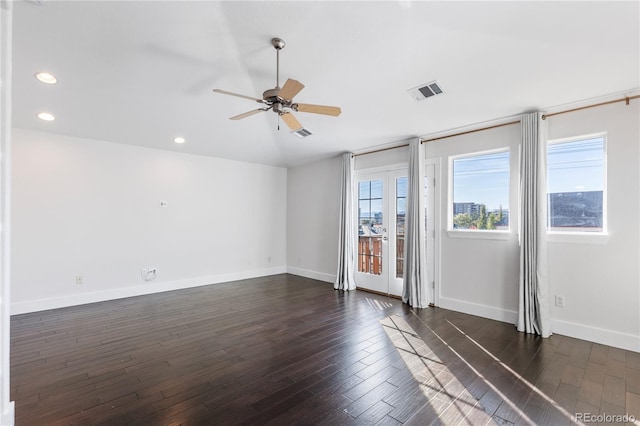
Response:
[355,169,407,297]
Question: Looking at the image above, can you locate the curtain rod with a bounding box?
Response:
[352,143,410,158]
[354,94,638,155]
[421,120,520,144]
[354,119,521,156]
[541,94,639,120]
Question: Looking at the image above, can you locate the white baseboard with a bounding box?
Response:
[1,401,14,426]
[552,319,640,353]
[286,266,334,284]
[437,297,640,353]
[438,296,518,324]
[11,267,286,315]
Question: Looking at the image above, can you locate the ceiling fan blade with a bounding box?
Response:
[279,79,305,101]
[295,103,342,116]
[230,108,268,120]
[280,112,303,131]
[213,89,264,103]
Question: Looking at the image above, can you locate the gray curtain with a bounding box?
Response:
[403,139,428,307]
[335,153,357,291]
[518,112,551,337]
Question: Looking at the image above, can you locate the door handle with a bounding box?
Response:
[382,236,388,241]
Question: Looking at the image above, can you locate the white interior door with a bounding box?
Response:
[425,163,437,305]
[355,169,407,297]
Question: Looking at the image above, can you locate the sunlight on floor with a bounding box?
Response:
[380,314,583,425]
[365,297,394,312]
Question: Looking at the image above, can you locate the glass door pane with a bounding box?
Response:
[358,179,383,276]
[395,177,407,278]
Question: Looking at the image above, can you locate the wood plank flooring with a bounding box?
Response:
[10,274,640,425]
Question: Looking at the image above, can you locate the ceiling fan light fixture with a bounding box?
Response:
[291,128,312,138]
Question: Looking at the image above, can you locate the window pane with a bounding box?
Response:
[370,199,383,228]
[396,238,404,278]
[452,150,510,230]
[547,136,604,232]
[396,198,406,228]
[358,181,371,200]
[359,181,370,200]
[370,180,383,199]
[396,177,407,198]
[359,200,371,220]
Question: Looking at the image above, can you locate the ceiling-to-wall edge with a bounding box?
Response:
[539,88,640,117]
[410,87,640,148]
[294,87,640,173]
[11,127,288,172]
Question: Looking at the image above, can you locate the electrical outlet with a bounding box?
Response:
[141,268,157,281]
[75,275,83,285]
[555,295,565,308]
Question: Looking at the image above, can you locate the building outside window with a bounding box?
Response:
[451,149,510,231]
[547,134,606,233]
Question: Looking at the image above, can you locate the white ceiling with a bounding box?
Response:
[12,1,640,167]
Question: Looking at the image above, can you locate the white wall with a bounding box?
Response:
[425,123,521,323]
[545,101,640,351]
[11,128,287,314]
[286,155,341,283]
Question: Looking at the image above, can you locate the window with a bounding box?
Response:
[451,150,510,231]
[547,134,605,233]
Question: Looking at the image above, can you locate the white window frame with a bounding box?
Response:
[447,147,511,240]
[546,132,608,244]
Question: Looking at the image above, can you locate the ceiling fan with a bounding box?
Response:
[213,38,341,137]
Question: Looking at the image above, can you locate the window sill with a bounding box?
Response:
[446,230,512,241]
[546,232,609,245]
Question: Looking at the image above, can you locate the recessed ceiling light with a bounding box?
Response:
[36,112,55,121]
[173,137,186,144]
[35,72,57,85]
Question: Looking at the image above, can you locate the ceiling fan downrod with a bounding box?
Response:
[271,37,285,89]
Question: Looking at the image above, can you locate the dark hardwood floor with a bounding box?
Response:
[10,274,640,425]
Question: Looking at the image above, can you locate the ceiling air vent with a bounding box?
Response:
[408,81,444,101]
[291,128,312,138]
